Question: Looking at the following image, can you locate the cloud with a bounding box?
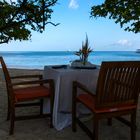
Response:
[114,39,132,46]
[117,39,132,46]
[68,0,79,9]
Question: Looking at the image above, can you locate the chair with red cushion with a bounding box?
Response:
[72,61,140,140]
[0,56,55,135]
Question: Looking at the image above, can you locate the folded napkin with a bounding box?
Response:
[52,65,67,69]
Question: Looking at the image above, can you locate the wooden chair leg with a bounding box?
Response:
[93,116,99,140]
[9,107,15,135]
[107,118,112,126]
[50,97,54,128]
[72,99,76,132]
[40,99,43,115]
[50,100,53,128]
[131,112,136,140]
[7,101,10,121]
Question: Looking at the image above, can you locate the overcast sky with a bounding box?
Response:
[1,0,140,51]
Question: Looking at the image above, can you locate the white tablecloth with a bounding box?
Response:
[43,66,99,130]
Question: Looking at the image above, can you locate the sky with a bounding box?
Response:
[0,0,140,51]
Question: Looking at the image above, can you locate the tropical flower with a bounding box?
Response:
[75,35,93,65]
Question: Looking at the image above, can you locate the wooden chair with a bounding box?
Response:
[72,61,140,140]
[0,56,55,135]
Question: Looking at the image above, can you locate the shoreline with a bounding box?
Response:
[1,51,140,70]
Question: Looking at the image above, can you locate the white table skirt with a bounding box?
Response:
[43,66,99,130]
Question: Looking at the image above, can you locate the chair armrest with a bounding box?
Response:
[11,79,53,86]
[73,81,95,97]
[11,74,43,79]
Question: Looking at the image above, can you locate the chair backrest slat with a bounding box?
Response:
[96,61,140,108]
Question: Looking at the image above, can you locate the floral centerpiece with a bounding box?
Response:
[74,35,93,65]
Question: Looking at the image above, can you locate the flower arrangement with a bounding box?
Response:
[75,35,93,65]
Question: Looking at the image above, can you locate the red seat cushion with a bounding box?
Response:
[14,86,51,102]
[77,94,137,114]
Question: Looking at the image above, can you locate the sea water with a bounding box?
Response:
[0,51,140,69]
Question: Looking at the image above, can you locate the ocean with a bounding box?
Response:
[0,51,140,69]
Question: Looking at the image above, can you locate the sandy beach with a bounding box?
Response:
[0,68,140,140]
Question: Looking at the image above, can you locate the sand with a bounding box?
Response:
[0,68,140,140]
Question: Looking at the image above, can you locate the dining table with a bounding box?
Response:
[43,65,99,130]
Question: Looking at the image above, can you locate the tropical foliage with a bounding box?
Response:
[0,0,58,44]
[91,0,140,33]
[75,35,93,65]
